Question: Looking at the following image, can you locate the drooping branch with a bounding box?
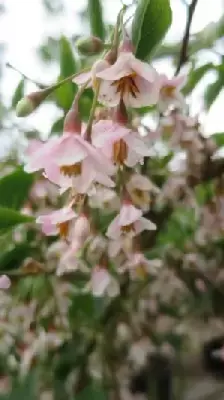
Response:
[176,0,199,74]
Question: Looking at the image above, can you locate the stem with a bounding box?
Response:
[175,0,199,74]
[6,62,47,89]
[46,67,91,94]
[85,80,100,141]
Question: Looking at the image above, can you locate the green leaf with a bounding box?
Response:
[55,36,77,110]
[59,36,77,78]
[132,0,172,60]
[11,79,25,108]
[76,384,108,400]
[0,373,38,400]
[0,207,34,232]
[0,167,34,210]
[0,243,34,271]
[51,117,64,133]
[69,293,102,325]
[183,63,215,95]
[204,76,224,109]
[87,0,105,40]
[212,132,224,147]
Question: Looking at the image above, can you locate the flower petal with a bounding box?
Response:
[91,267,111,297]
[130,56,158,82]
[0,275,11,289]
[98,80,121,107]
[54,136,88,166]
[92,120,130,147]
[106,214,121,239]
[118,203,142,226]
[73,70,92,86]
[134,217,157,234]
[96,52,133,81]
[124,76,160,108]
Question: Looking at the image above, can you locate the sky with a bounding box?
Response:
[0,0,224,152]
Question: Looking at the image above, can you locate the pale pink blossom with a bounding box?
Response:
[71,214,91,242]
[24,137,58,173]
[0,275,11,290]
[95,51,161,108]
[73,59,110,88]
[158,75,186,112]
[36,207,77,236]
[126,173,159,211]
[121,253,162,279]
[49,132,116,193]
[106,201,156,240]
[57,241,86,276]
[92,120,152,167]
[89,187,120,211]
[25,130,116,194]
[90,266,119,297]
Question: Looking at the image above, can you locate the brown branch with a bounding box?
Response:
[175,0,199,74]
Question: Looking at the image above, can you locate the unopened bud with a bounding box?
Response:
[16,89,50,117]
[63,100,82,134]
[76,36,104,56]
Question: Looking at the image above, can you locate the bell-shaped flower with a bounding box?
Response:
[106,201,156,240]
[90,266,119,297]
[50,131,116,193]
[24,137,58,174]
[158,75,186,112]
[36,206,77,237]
[121,253,162,280]
[126,173,160,211]
[56,240,86,276]
[92,120,152,167]
[95,51,161,108]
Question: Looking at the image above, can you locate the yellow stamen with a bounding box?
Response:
[60,162,82,177]
[113,139,128,165]
[111,72,140,99]
[136,264,147,279]
[161,85,175,97]
[121,223,134,234]
[57,221,69,238]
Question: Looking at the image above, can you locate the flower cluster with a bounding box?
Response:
[21,36,187,296]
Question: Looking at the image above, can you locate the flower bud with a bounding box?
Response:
[63,100,82,134]
[76,36,104,56]
[16,90,50,117]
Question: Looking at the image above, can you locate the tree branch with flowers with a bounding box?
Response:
[0,0,224,399]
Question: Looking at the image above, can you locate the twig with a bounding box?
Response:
[175,0,199,74]
[6,62,47,89]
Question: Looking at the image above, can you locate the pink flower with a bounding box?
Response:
[106,201,156,240]
[36,207,77,237]
[90,266,119,297]
[0,275,11,289]
[71,214,91,242]
[57,241,86,276]
[89,187,120,211]
[95,51,161,108]
[48,132,116,193]
[158,75,186,112]
[24,137,58,173]
[126,173,160,211]
[73,59,110,88]
[121,253,162,279]
[92,120,152,167]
